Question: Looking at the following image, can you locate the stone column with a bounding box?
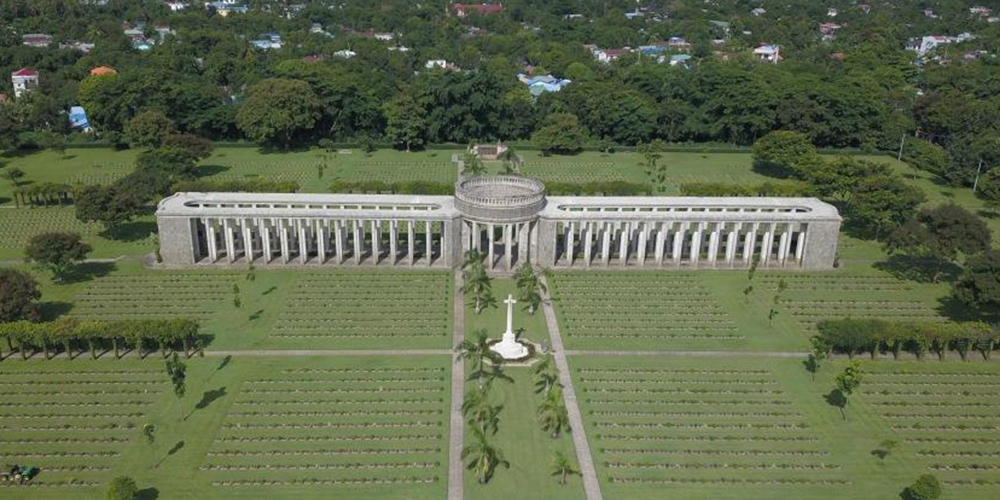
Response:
[488,223,495,269]
[259,219,272,263]
[795,227,806,265]
[618,222,629,267]
[707,225,720,266]
[334,220,344,264]
[353,220,362,264]
[407,220,415,265]
[372,220,380,266]
[689,223,702,266]
[316,220,326,264]
[503,224,512,270]
[390,220,398,265]
[743,224,758,265]
[297,220,308,264]
[602,222,612,266]
[761,224,775,266]
[583,222,592,267]
[279,220,290,263]
[426,221,434,267]
[672,223,686,265]
[638,222,648,266]
[206,219,218,262]
[655,223,666,266]
[566,222,575,267]
[777,226,790,266]
[471,221,479,252]
[725,223,739,266]
[518,222,529,265]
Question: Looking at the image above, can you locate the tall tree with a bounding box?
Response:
[833,360,863,420]
[384,92,427,152]
[24,232,92,281]
[953,249,1000,315]
[514,262,547,315]
[74,185,143,232]
[0,268,41,322]
[462,426,509,484]
[885,204,992,263]
[123,110,176,150]
[455,328,503,384]
[537,388,570,438]
[236,78,321,148]
[532,113,587,155]
[165,352,186,398]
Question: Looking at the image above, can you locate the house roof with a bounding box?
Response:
[90,66,118,76]
[12,68,39,77]
[452,3,504,15]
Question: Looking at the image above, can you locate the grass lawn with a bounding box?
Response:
[569,354,1000,500]
[24,260,453,351]
[462,278,584,500]
[0,355,451,500]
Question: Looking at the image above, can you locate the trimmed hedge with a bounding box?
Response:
[0,318,200,360]
[13,183,74,207]
[816,319,998,361]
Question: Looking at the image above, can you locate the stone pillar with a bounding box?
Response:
[471,221,479,252]
[566,222,575,267]
[334,220,344,264]
[602,222,611,266]
[618,222,629,267]
[488,223,495,269]
[743,224,758,265]
[259,219,271,263]
[795,228,806,266]
[279,220,290,263]
[372,220,380,266]
[725,224,739,266]
[298,220,308,264]
[505,223,513,270]
[672,223,686,265]
[221,219,234,263]
[406,220,414,265]
[518,222,529,265]
[241,220,253,263]
[707,225,719,266]
[690,223,703,266]
[353,220,362,264]
[655,223,666,266]
[426,220,433,267]
[390,220,398,265]
[638,222,648,266]
[761,224,775,266]
[534,218,557,267]
[583,222,593,267]
[316,220,326,264]
[207,219,218,262]
[778,227,790,266]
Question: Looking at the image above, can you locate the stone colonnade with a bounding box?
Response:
[461,220,536,270]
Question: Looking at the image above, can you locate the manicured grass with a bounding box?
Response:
[462,279,584,500]
[0,355,451,500]
[569,355,1000,500]
[0,207,156,260]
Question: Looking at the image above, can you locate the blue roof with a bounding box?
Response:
[69,106,90,130]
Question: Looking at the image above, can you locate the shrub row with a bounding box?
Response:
[12,182,74,207]
[0,318,200,360]
[816,319,999,360]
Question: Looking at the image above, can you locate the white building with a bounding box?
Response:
[753,45,780,64]
[11,68,39,98]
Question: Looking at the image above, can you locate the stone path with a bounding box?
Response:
[565,349,810,358]
[203,349,451,357]
[539,277,604,500]
[448,270,466,500]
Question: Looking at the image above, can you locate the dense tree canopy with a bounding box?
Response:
[0,268,41,322]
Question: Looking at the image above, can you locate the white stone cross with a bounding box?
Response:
[503,294,517,336]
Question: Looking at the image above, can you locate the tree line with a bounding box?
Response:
[816,318,997,361]
[0,317,202,360]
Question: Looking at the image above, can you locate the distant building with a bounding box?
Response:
[165,1,187,11]
[751,7,766,16]
[753,44,781,64]
[827,7,838,17]
[858,4,872,14]
[334,49,356,59]
[450,3,504,18]
[11,68,39,98]
[69,106,92,132]
[60,41,95,53]
[22,34,53,48]
[970,6,993,18]
[668,54,692,67]
[819,23,842,40]
[909,33,976,58]
[517,73,571,96]
[205,2,247,16]
[425,59,459,71]
[924,8,937,19]
[90,66,118,77]
[251,32,283,50]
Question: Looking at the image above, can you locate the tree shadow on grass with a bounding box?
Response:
[197,164,230,177]
[38,301,73,321]
[136,488,159,500]
[60,261,117,284]
[936,295,994,323]
[101,220,157,242]
[184,387,227,420]
[824,389,847,420]
[978,209,999,220]
[155,441,185,468]
[873,255,962,284]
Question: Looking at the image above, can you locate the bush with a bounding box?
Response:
[904,474,941,500]
[0,268,41,322]
[816,319,996,360]
[752,131,819,179]
[901,138,949,176]
[106,476,138,500]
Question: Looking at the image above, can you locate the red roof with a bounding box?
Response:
[12,68,38,77]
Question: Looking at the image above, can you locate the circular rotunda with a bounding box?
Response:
[454,175,546,223]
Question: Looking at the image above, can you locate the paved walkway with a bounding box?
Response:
[447,271,466,500]
[539,277,603,500]
[204,349,451,356]
[565,350,809,358]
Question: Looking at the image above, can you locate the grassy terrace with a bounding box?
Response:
[569,356,1000,500]
[0,355,451,500]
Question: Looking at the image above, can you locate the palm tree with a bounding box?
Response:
[550,451,580,485]
[514,263,548,315]
[463,266,495,315]
[532,353,554,375]
[538,388,570,438]
[498,147,521,175]
[462,152,487,176]
[455,329,503,384]
[468,402,503,436]
[461,387,489,417]
[534,371,561,396]
[462,249,485,271]
[462,426,510,484]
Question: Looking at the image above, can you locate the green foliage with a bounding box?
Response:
[901,138,949,176]
[549,450,579,485]
[142,424,155,445]
[12,182,73,207]
[106,476,138,500]
[136,147,199,181]
[953,249,1000,313]
[462,426,509,484]
[329,179,453,195]
[462,151,487,176]
[0,318,200,360]
[166,352,187,398]
[384,92,427,152]
[845,174,926,237]
[752,131,819,178]
[24,232,92,281]
[162,134,215,160]
[905,474,942,500]
[976,168,1000,211]
[74,184,143,231]
[236,78,322,148]
[455,328,503,384]
[885,204,992,262]
[537,387,570,438]
[816,319,995,361]
[533,113,587,155]
[514,262,547,315]
[123,110,175,149]
[0,268,41,322]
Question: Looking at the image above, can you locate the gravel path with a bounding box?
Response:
[448,270,466,500]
